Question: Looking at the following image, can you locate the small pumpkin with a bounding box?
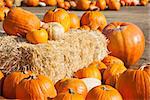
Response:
[69,13,80,29]
[5,0,14,8]
[116,64,150,100]
[103,63,127,82]
[140,0,148,6]
[3,7,41,37]
[24,0,39,6]
[16,74,57,99]
[102,22,145,67]
[96,0,106,10]
[107,0,121,10]
[43,8,70,32]
[44,0,57,6]
[3,71,31,98]
[26,28,48,44]
[64,1,71,10]
[86,85,123,100]
[74,66,102,80]
[81,11,107,30]
[81,78,101,92]
[55,78,87,98]
[54,89,84,100]
[102,55,124,67]
[41,22,65,40]
[0,0,4,7]
[76,0,91,10]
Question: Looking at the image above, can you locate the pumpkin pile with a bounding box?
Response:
[0,7,149,99]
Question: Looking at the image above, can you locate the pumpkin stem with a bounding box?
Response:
[68,88,75,94]
[25,74,37,80]
[101,86,109,91]
[139,63,150,70]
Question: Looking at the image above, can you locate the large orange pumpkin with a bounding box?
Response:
[43,8,70,32]
[74,66,102,80]
[54,89,84,100]
[55,78,87,98]
[24,0,39,6]
[69,13,80,29]
[3,7,40,37]
[3,71,31,98]
[86,85,123,100]
[96,0,106,10]
[102,22,145,67]
[16,74,57,99]
[81,11,107,30]
[116,64,150,99]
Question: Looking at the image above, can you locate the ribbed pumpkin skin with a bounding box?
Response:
[43,8,70,32]
[3,7,40,37]
[102,22,145,67]
[86,85,123,100]
[116,65,150,100]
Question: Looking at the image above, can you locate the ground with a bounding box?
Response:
[0,4,149,68]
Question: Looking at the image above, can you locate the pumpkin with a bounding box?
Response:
[76,0,91,10]
[0,9,5,21]
[69,13,80,29]
[102,55,124,67]
[96,0,106,10]
[140,0,148,6]
[43,8,70,32]
[88,61,107,74]
[0,0,4,7]
[102,22,145,67]
[105,73,120,87]
[0,71,4,95]
[81,78,101,92]
[5,0,14,8]
[44,0,57,6]
[81,11,107,30]
[64,1,71,10]
[116,64,150,99]
[41,22,65,40]
[80,25,90,31]
[57,0,65,8]
[74,65,102,80]
[69,0,77,8]
[3,7,40,37]
[24,0,39,6]
[54,89,84,100]
[0,7,10,16]
[107,0,120,10]
[103,63,127,82]
[16,74,57,99]
[86,85,123,100]
[55,78,87,98]
[26,28,48,44]
[3,71,30,98]
[120,0,132,6]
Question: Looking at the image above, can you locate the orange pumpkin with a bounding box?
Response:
[76,0,91,10]
[44,0,57,6]
[3,71,31,98]
[24,0,39,6]
[107,0,120,10]
[74,66,102,80]
[43,8,70,32]
[5,0,14,8]
[103,63,127,82]
[86,85,123,100]
[54,89,84,100]
[69,13,80,29]
[102,22,145,67]
[26,28,48,44]
[81,11,107,30]
[116,64,150,99]
[55,78,87,98]
[140,0,148,6]
[0,0,4,7]
[96,0,106,10]
[80,25,90,31]
[0,9,5,21]
[64,1,71,10]
[16,74,57,99]
[0,71,4,95]
[3,7,40,37]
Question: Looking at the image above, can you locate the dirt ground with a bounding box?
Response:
[0,4,149,68]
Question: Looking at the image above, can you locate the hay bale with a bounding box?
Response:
[0,29,108,83]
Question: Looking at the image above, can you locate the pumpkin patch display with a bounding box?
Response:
[102,22,145,67]
[26,28,48,44]
[16,74,57,99]
[86,85,123,100]
[116,64,150,99]
[43,8,70,32]
[55,78,88,98]
[54,89,84,100]
[81,11,107,31]
[3,7,41,37]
